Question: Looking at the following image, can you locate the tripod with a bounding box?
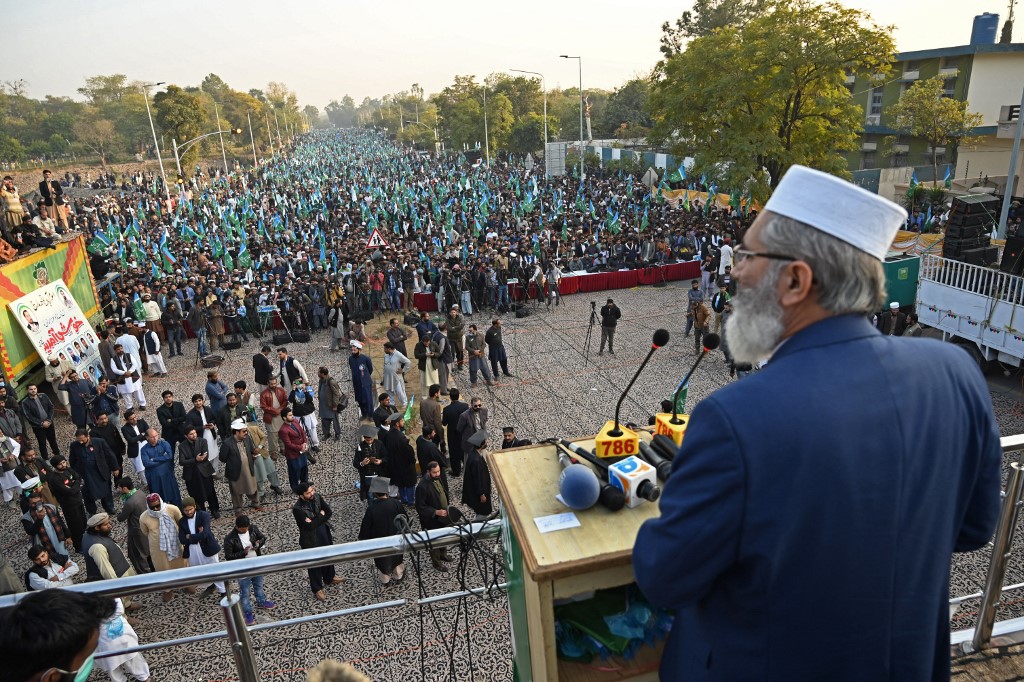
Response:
[583,301,598,367]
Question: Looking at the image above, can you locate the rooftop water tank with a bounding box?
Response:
[971,13,1000,45]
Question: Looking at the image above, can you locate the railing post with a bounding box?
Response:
[973,462,1024,651]
[220,593,260,682]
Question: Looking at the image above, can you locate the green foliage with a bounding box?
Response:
[883,75,984,183]
[507,112,559,155]
[325,96,357,127]
[659,0,772,55]
[649,0,895,197]
[154,86,209,169]
[600,78,653,139]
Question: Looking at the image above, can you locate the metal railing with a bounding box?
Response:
[0,521,503,682]
[922,255,1024,307]
[953,434,1024,652]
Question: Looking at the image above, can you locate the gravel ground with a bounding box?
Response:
[3,281,1023,679]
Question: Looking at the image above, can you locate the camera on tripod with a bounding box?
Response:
[591,301,597,310]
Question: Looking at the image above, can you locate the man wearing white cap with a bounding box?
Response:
[634,165,1001,681]
[877,300,908,336]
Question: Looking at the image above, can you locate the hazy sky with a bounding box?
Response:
[4,0,1015,110]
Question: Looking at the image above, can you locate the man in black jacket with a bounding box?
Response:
[176,425,220,518]
[156,390,188,454]
[501,426,532,449]
[598,298,621,355]
[68,428,119,515]
[89,412,126,473]
[292,481,344,600]
[414,461,453,571]
[382,413,417,505]
[441,388,469,476]
[120,409,150,486]
[417,427,448,474]
[46,456,88,552]
[178,498,225,598]
[462,429,493,520]
[252,345,274,394]
[353,424,386,502]
[358,477,408,584]
[20,384,59,461]
[223,514,276,625]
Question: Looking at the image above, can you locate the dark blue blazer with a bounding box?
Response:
[634,315,1002,681]
[178,510,221,559]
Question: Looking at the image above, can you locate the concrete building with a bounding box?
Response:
[847,19,1024,199]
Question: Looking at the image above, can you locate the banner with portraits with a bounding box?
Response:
[7,279,105,388]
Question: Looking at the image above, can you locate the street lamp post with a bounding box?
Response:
[247,111,259,169]
[140,81,171,202]
[213,100,229,177]
[482,85,490,165]
[511,69,548,178]
[559,55,584,180]
[404,120,440,156]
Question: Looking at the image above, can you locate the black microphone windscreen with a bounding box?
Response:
[652,328,670,348]
[703,333,721,351]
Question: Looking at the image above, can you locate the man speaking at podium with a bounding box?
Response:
[634,166,1002,681]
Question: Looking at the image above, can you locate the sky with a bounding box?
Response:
[3,0,1016,110]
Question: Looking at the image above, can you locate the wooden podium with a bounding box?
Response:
[487,438,664,681]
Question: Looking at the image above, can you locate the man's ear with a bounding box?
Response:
[778,261,816,307]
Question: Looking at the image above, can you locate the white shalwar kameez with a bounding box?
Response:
[95,599,151,682]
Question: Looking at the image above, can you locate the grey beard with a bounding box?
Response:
[724,270,785,364]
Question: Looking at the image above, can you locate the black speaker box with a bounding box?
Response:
[222,339,242,350]
[951,194,1000,216]
[403,313,419,326]
[290,330,311,343]
[944,223,988,240]
[1001,236,1024,274]
[947,211,991,228]
[943,237,989,258]
[962,246,999,266]
[515,306,531,318]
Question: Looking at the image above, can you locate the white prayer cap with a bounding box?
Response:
[763,165,907,261]
[889,301,899,309]
[231,418,247,431]
[350,340,363,349]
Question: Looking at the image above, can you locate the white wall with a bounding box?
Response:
[965,53,1024,126]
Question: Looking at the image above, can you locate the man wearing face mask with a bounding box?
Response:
[0,589,118,682]
[633,166,1002,681]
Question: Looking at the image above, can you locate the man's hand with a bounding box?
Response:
[361,457,370,466]
[42,420,51,428]
[435,509,448,517]
[480,494,487,503]
[65,538,73,547]
[305,517,312,523]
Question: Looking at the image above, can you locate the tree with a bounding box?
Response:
[659,0,771,56]
[2,79,29,97]
[507,112,559,155]
[883,76,984,183]
[326,96,356,127]
[153,86,208,170]
[200,73,231,99]
[599,78,653,139]
[649,0,894,196]
[72,114,117,167]
[78,75,132,106]
[303,105,320,127]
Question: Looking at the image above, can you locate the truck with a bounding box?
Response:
[916,253,1024,369]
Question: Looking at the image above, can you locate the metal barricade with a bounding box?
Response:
[0,521,503,681]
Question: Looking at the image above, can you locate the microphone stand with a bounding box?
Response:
[671,333,720,424]
[609,332,668,437]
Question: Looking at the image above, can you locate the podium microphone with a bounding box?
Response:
[554,440,626,511]
[558,451,602,510]
[638,440,672,481]
[561,438,659,504]
[608,329,670,437]
[671,333,720,424]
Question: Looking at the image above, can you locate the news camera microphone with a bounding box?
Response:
[558,451,601,510]
[561,439,659,506]
[638,440,672,482]
[554,440,625,511]
[671,332,720,424]
[608,329,670,437]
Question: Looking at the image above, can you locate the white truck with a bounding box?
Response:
[917,254,1024,368]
